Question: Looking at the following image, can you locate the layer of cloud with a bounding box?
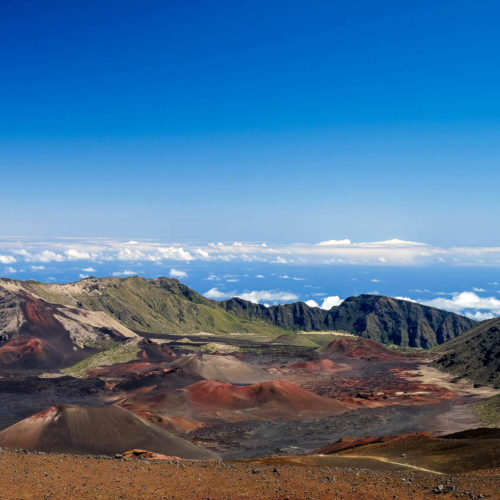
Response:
[3,237,500,267]
[421,291,500,318]
[236,290,299,305]
[203,288,299,305]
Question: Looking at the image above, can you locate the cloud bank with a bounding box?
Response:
[2,237,500,267]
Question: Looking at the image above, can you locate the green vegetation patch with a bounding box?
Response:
[474,394,500,427]
[61,341,140,378]
[271,333,319,347]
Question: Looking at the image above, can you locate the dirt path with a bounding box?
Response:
[337,454,443,474]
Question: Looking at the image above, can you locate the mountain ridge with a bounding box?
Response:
[432,316,500,388]
[220,293,476,348]
[0,277,476,350]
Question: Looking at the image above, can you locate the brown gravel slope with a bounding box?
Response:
[0,449,499,499]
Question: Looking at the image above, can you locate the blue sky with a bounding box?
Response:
[1,2,500,318]
[1,0,499,244]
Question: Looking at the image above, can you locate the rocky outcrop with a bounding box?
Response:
[220,294,476,348]
[0,282,138,370]
[220,298,327,330]
[432,317,500,387]
[2,277,284,336]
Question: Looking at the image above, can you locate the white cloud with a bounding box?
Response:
[195,248,209,258]
[472,287,486,292]
[371,278,382,283]
[468,311,496,321]
[395,296,417,303]
[79,274,90,279]
[319,296,343,310]
[5,237,500,267]
[226,278,239,282]
[65,249,91,260]
[112,270,137,276]
[157,246,193,261]
[31,265,45,270]
[396,291,500,320]
[0,255,16,264]
[203,288,234,300]
[256,274,265,278]
[82,267,96,273]
[4,266,17,274]
[169,268,187,278]
[273,256,288,264]
[235,290,299,304]
[318,239,352,246]
[16,249,64,263]
[306,295,343,311]
[305,299,319,308]
[422,291,500,313]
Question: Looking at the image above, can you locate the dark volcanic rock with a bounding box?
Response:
[432,317,500,387]
[220,298,327,330]
[220,294,476,348]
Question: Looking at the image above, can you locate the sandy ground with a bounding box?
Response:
[409,365,500,398]
[0,449,499,499]
[405,364,500,435]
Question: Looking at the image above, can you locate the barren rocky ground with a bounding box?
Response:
[0,448,499,499]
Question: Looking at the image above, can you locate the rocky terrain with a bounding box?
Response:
[1,277,283,336]
[0,282,137,370]
[221,293,476,347]
[1,277,475,350]
[432,316,500,388]
[0,276,497,499]
[0,404,217,459]
[0,447,498,499]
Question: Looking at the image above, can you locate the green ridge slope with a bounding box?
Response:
[432,316,500,388]
[16,276,285,336]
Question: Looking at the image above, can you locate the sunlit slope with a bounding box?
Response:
[7,277,286,336]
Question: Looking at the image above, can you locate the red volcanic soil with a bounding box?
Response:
[183,379,350,420]
[24,298,59,330]
[121,378,351,423]
[122,449,183,461]
[0,291,123,370]
[2,448,499,500]
[0,404,218,459]
[137,411,201,434]
[0,336,44,365]
[322,337,414,361]
[288,359,343,372]
[138,339,177,362]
